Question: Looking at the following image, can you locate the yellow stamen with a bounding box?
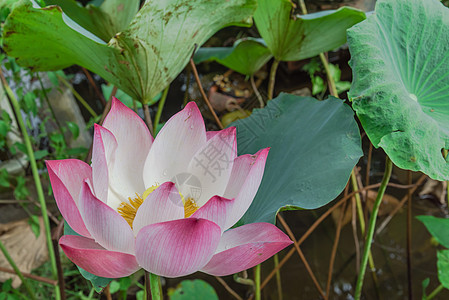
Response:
[184,198,199,218]
[117,185,200,228]
[117,193,144,229]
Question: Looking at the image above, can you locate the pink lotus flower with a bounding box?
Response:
[46,98,292,278]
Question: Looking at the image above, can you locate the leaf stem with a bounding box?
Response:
[426,284,444,300]
[153,86,169,136]
[0,240,36,300]
[145,271,161,300]
[298,0,308,14]
[143,104,154,136]
[319,53,338,97]
[274,254,283,300]
[354,156,393,299]
[0,69,61,300]
[250,74,264,107]
[267,59,280,100]
[254,264,261,300]
[189,58,224,129]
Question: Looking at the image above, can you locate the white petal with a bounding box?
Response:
[143,102,206,189]
[102,97,152,200]
[184,127,237,207]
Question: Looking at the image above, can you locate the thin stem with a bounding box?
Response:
[267,59,280,100]
[81,68,106,106]
[426,284,444,300]
[0,266,57,285]
[147,272,161,300]
[104,285,112,300]
[298,0,308,14]
[376,174,427,235]
[215,277,243,300]
[406,171,413,300]
[145,271,150,300]
[153,86,169,135]
[52,221,66,300]
[273,254,283,300]
[0,69,61,300]
[352,170,379,288]
[143,104,154,136]
[57,75,98,118]
[351,171,365,233]
[0,241,36,300]
[277,214,326,299]
[326,200,348,298]
[319,53,338,97]
[299,0,338,100]
[254,264,261,300]
[234,272,254,286]
[252,181,417,298]
[189,58,224,129]
[250,74,264,107]
[354,157,393,300]
[351,197,361,272]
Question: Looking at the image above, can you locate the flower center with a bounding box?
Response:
[117,185,199,228]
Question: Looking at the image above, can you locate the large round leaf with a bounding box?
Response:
[3,0,256,103]
[231,93,362,224]
[194,38,272,76]
[170,280,218,300]
[253,0,365,61]
[348,0,449,180]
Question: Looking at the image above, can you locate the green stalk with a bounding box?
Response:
[153,86,169,136]
[0,70,61,300]
[351,171,378,284]
[254,264,261,300]
[354,157,393,299]
[319,53,338,97]
[267,59,280,100]
[426,284,444,300]
[57,75,98,118]
[145,271,161,300]
[274,254,283,300]
[0,240,36,300]
[298,0,308,14]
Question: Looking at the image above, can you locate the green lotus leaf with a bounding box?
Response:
[348,0,449,180]
[417,215,449,248]
[438,250,449,289]
[45,0,139,41]
[3,0,256,103]
[231,93,362,224]
[194,37,272,75]
[253,0,365,61]
[170,280,218,300]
